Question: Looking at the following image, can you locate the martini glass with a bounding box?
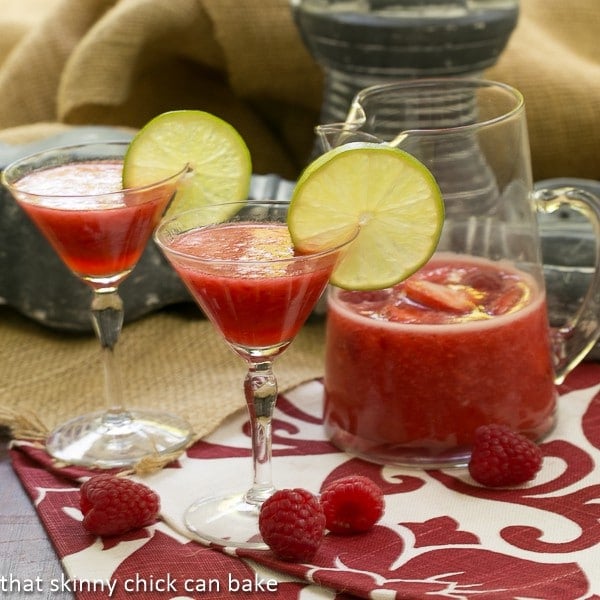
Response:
[154,200,355,549]
[2,141,193,468]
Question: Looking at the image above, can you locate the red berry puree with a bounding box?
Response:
[323,253,557,467]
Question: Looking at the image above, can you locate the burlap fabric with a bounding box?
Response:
[0,0,598,445]
[0,304,327,443]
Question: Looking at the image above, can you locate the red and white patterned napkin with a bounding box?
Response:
[10,364,600,599]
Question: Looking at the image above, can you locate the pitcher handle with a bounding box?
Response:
[533,186,600,383]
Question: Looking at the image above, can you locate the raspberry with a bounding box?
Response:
[320,475,384,534]
[258,488,325,562]
[468,424,543,487]
[80,474,160,536]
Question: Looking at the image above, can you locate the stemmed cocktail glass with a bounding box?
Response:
[2,142,193,468]
[154,200,354,549]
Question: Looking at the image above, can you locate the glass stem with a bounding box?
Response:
[90,289,128,423]
[244,360,277,506]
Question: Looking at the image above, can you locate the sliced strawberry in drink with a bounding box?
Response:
[383,303,441,324]
[404,279,475,314]
[488,283,527,316]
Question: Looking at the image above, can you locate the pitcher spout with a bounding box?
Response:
[314,122,383,153]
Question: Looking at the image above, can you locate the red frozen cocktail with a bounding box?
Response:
[324,253,557,466]
[15,161,171,282]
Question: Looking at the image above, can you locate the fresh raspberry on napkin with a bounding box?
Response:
[320,475,384,534]
[80,474,160,536]
[468,424,543,487]
[259,488,325,561]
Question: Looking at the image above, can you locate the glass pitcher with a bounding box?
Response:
[319,78,600,467]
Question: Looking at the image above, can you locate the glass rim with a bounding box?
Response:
[154,200,359,266]
[1,140,188,199]
[346,77,525,136]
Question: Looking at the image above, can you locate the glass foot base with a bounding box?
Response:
[325,412,557,469]
[325,421,472,468]
[46,409,193,469]
[185,492,267,550]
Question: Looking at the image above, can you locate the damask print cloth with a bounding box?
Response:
[9,363,600,599]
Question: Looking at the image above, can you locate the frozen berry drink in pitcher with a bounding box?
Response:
[324,253,557,467]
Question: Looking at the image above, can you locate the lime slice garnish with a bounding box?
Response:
[123,110,252,218]
[288,143,444,290]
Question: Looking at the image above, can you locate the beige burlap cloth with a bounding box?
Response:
[0,305,327,444]
[0,0,597,181]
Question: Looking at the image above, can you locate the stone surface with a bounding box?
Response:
[292,0,519,124]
